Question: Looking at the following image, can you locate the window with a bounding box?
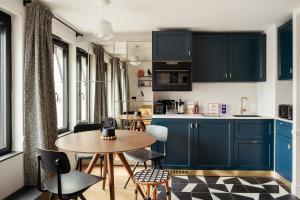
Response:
[76,48,89,122]
[0,10,11,156]
[53,38,69,133]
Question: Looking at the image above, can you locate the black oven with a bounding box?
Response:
[152,62,192,91]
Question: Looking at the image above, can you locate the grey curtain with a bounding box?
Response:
[111,57,123,116]
[94,45,107,123]
[121,62,130,112]
[24,1,57,185]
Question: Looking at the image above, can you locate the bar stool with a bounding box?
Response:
[133,169,170,200]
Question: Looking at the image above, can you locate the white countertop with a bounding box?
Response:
[152,113,283,120]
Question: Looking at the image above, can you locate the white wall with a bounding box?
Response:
[0,154,24,198]
[256,25,277,117]
[0,0,25,198]
[154,82,258,115]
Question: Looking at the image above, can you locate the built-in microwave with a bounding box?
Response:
[152,62,192,91]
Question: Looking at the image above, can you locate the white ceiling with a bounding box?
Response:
[42,0,300,34]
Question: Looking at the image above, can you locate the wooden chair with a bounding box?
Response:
[133,169,170,200]
[123,125,168,189]
[36,148,102,200]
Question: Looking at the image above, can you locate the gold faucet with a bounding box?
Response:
[240,97,248,115]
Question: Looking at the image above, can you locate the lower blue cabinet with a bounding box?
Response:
[152,118,274,170]
[276,120,293,182]
[151,119,192,168]
[234,139,273,170]
[193,120,234,169]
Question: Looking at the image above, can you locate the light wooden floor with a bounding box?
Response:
[38,165,152,200]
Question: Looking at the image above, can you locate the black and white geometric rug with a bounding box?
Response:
[157,176,299,200]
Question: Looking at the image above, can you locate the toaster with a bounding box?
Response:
[279,104,293,120]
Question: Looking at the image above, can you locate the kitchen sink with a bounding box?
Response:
[233,114,261,117]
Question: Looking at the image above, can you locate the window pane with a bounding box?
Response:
[0,24,4,149]
[54,45,64,129]
[80,56,88,121]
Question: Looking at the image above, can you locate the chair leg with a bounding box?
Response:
[48,193,54,200]
[143,162,147,169]
[157,160,162,169]
[100,156,103,177]
[76,159,80,170]
[123,162,139,189]
[79,194,87,200]
[102,154,108,190]
[134,183,138,200]
[165,178,171,200]
[79,158,82,171]
[153,186,157,200]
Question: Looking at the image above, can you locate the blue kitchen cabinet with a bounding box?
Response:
[152,31,192,62]
[192,33,266,82]
[276,120,293,182]
[192,33,228,82]
[151,118,193,168]
[234,119,274,170]
[152,118,274,170]
[193,119,234,169]
[228,33,266,82]
[234,139,273,170]
[235,119,274,140]
[278,20,293,80]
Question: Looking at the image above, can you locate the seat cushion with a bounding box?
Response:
[44,170,101,195]
[124,149,164,163]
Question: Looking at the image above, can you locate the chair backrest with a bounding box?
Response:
[37,148,70,174]
[145,125,168,142]
[102,117,116,128]
[73,123,102,133]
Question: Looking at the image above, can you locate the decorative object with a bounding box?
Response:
[101,127,116,140]
[130,45,143,66]
[94,0,113,40]
[134,111,142,116]
[208,103,220,114]
[138,69,144,77]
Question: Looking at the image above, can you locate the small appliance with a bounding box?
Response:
[177,99,185,114]
[279,104,293,120]
[154,100,176,114]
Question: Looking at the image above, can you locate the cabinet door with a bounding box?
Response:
[234,139,273,170]
[193,120,234,169]
[151,119,192,168]
[278,20,293,80]
[193,33,227,82]
[235,119,273,140]
[276,134,292,182]
[228,34,266,82]
[152,31,192,61]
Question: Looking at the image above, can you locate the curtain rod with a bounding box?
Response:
[23,0,84,37]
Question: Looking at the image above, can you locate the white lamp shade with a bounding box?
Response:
[94,18,114,40]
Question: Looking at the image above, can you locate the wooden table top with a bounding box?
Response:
[115,114,152,121]
[55,130,156,154]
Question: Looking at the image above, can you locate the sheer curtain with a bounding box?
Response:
[24,1,57,185]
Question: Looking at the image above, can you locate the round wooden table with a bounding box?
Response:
[55,130,156,200]
[116,115,152,132]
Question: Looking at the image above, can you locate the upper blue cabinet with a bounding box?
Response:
[278,20,293,80]
[152,30,192,62]
[193,33,266,82]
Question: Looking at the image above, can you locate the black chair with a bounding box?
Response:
[74,123,103,172]
[123,125,168,189]
[36,148,102,200]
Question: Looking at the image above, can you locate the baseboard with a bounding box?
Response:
[165,169,273,177]
[272,171,291,188]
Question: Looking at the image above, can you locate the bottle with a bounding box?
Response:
[194,101,199,114]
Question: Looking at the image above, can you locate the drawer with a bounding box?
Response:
[276,120,292,139]
[235,119,274,139]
